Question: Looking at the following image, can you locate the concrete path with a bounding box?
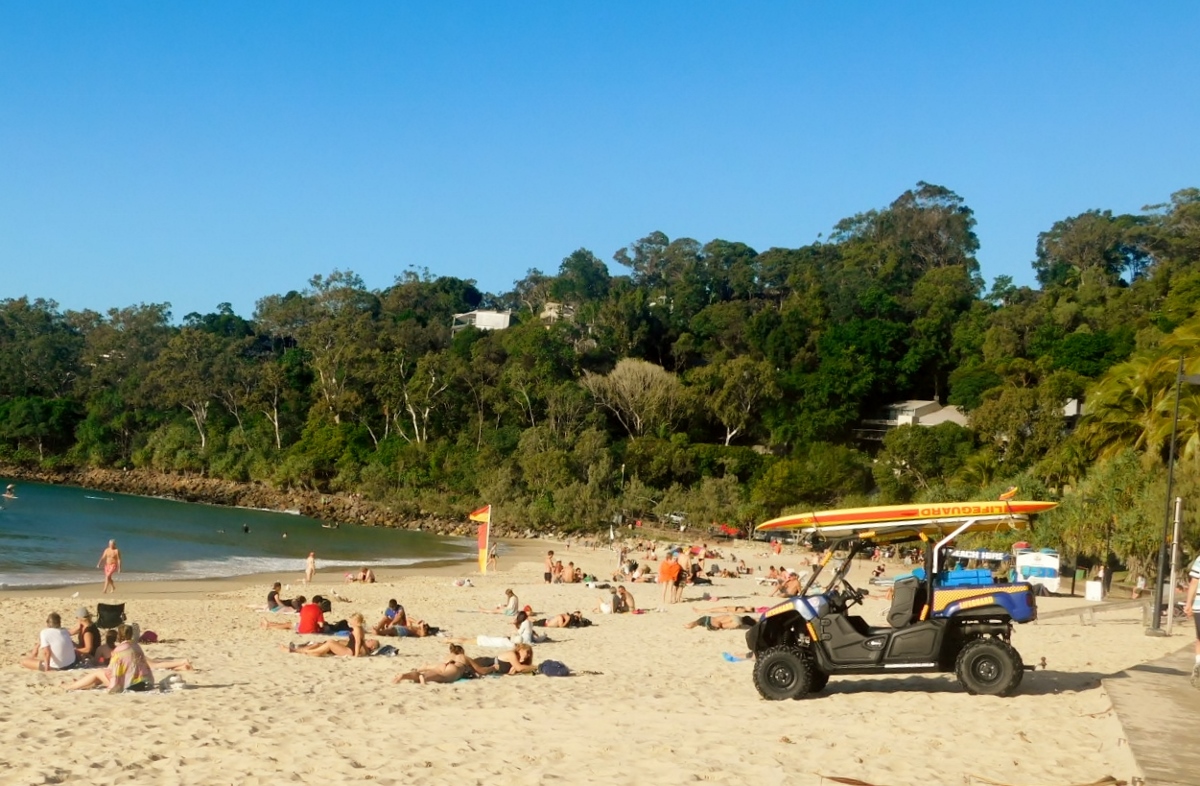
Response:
[1105,645,1200,786]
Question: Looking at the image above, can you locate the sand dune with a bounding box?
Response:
[0,542,1186,785]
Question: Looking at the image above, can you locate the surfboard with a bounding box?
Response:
[755,500,1057,536]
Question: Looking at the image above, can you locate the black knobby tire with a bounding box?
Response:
[955,638,1022,697]
[753,645,813,701]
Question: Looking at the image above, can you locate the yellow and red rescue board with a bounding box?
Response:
[755,500,1057,536]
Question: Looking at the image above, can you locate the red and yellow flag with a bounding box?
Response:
[470,505,491,573]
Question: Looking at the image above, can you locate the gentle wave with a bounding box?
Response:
[0,554,468,589]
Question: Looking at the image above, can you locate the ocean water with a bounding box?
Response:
[0,479,474,588]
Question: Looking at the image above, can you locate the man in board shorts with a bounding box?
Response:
[1186,553,1200,689]
[544,550,555,584]
[98,539,121,594]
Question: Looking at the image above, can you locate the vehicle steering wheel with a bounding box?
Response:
[839,577,867,608]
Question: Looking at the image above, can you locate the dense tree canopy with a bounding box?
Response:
[4,183,1200,567]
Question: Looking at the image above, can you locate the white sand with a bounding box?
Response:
[0,542,1187,785]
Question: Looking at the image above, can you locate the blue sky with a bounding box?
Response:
[2,3,1198,320]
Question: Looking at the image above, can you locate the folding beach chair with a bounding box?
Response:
[96,603,126,629]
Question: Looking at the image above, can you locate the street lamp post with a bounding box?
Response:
[1148,357,1200,635]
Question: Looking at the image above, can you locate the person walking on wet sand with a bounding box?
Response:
[305,552,316,585]
[98,540,121,593]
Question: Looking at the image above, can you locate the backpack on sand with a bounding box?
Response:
[538,660,571,677]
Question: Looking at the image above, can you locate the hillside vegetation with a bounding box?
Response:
[4,183,1200,572]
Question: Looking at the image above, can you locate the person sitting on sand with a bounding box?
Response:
[262,596,325,634]
[551,560,565,583]
[483,588,519,615]
[66,624,153,692]
[533,611,589,629]
[70,608,101,666]
[614,586,636,613]
[94,629,118,667]
[21,612,81,672]
[373,600,407,634]
[267,582,293,611]
[771,571,802,598]
[393,643,473,684]
[284,613,378,657]
[348,566,376,584]
[685,614,758,631]
[562,562,578,584]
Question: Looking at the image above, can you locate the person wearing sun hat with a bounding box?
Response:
[71,607,101,665]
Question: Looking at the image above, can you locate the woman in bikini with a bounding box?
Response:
[534,610,591,629]
[284,613,378,657]
[393,644,472,684]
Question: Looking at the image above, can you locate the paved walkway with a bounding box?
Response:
[1104,645,1200,786]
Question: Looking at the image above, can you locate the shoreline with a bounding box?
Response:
[0,464,509,538]
[0,538,551,600]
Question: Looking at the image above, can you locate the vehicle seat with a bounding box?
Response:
[887,577,926,628]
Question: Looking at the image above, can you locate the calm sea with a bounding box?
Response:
[0,479,474,588]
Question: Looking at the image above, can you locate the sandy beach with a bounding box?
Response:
[0,540,1189,786]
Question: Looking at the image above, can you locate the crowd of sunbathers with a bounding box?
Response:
[253,583,597,682]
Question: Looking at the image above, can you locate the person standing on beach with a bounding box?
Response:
[305,552,316,585]
[544,550,555,584]
[98,539,121,594]
[1186,552,1200,688]
[487,543,498,572]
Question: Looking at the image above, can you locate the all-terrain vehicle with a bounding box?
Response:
[746,504,1054,700]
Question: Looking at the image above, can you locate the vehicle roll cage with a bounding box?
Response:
[799,516,998,618]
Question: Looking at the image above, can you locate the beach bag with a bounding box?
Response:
[538,660,571,677]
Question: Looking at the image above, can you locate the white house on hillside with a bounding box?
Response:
[451,309,512,335]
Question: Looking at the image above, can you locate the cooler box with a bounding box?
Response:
[942,568,994,587]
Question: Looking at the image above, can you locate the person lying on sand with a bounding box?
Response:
[692,604,769,615]
[282,614,378,657]
[469,643,537,676]
[533,611,589,628]
[684,614,758,631]
[392,644,473,684]
[449,611,546,647]
[376,619,436,638]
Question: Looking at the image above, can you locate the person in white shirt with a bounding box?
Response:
[20,612,79,671]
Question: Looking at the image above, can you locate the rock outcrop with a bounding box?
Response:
[0,464,517,539]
